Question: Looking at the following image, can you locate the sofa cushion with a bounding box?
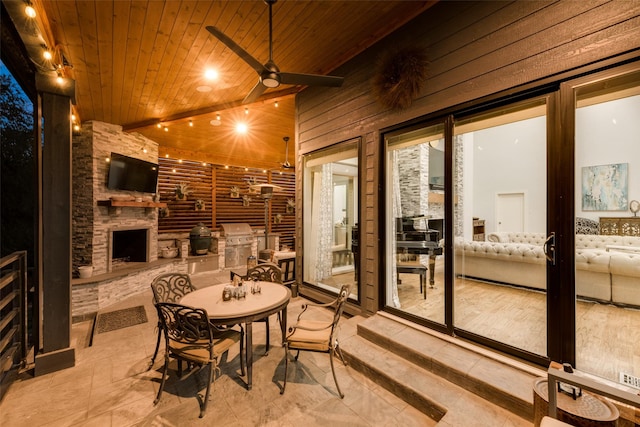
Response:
[486,232,546,245]
[575,249,611,274]
[575,234,626,250]
[456,240,546,265]
[609,252,640,306]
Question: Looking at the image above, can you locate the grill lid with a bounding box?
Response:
[190,222,212,237]
[220,223,253,236]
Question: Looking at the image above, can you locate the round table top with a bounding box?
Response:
[533,378,619,422]
[180,281,291,323]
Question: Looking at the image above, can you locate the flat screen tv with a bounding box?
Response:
[107,152,159,193]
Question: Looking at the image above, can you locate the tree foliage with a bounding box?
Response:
[1,73,36,258]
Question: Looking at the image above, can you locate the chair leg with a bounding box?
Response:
[280,346,289,394]
[153,355,170,405]
[335,342,348,369]
[200,360,216,418]
[329,349,344,399]
[148,322,162,371]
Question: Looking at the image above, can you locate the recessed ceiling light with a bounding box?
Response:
[197,85,212,92]
[236,123,248,134]
[204,68,218,80]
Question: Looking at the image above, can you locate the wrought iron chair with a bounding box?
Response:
[153,302,242,418]
[149,273,197,369]
[149,273,245,373]
[281,284,350,398]
[244,262,283,355]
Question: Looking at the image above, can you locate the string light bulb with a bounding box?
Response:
[163,126,168,132]
[25,4,36,18]
[56,70,64,85]
[274,100,279,108]
[245,107,249,115]
[43,50,52,60]
[156,123,162,129]
[189,120,193,127]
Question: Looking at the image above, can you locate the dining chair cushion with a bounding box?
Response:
[169,329,240,364]
[286,319,332,351]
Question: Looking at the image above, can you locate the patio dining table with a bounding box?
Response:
[180,281,291,390]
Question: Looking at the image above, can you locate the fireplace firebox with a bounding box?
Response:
[110,228,150,270]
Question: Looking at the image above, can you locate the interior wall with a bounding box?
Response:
[575,95,640,221]
[472,116,547,234]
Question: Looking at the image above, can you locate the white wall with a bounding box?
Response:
[575,95,640,221]
[471,116,547,233]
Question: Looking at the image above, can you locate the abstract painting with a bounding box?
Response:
[582,163,628,211]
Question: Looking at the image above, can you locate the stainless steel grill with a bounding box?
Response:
[220,223,254,268]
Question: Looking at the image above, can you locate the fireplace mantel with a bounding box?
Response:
[97,199,167,215]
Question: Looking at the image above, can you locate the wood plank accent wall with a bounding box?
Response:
[157,158,213,233]
[214,166,295,249]
[296,0,640,313]
[158,158,295,247]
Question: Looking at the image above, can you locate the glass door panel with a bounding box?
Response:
[384,123,446,325]
[574,69,640,383]
[303,139,359,298]
[452,99,548,357]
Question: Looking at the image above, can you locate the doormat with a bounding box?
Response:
[94,306,148,334]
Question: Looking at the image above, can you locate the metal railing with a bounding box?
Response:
[0,251,28,401]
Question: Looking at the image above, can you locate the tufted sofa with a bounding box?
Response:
[454,232,640,307]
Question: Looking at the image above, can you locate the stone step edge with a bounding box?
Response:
[357,313,540,420]
[340,334,448,422]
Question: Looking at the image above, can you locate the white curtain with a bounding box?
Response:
[308,164,334,282]
[390,150,402,308]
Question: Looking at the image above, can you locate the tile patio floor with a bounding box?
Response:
[0,271,532,426]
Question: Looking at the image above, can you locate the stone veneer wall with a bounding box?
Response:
[72,121,161,276]
[71,261,185,320]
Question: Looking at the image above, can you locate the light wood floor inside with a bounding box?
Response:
[319,260,640,385]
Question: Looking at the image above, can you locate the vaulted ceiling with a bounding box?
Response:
[5,0,436,169]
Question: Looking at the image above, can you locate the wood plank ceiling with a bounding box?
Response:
[17,1,436,168]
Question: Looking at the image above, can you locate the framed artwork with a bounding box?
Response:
[581,163,628,211]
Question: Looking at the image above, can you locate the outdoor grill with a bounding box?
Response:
[220,223,254,268]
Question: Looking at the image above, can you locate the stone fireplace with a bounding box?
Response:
[72,120,160,276]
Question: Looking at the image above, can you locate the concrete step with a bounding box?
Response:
[339,313,544,424]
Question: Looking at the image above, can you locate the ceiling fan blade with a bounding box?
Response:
[279,72,344,87]
[206,26,266,74]
[243,80,267,104]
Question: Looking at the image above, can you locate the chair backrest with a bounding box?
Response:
[245,262,283,284]
[151,273,196,303]
[332,284,350,326]
[326,284,351,344]
[155,302,213,348]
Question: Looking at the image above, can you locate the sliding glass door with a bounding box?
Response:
[571,66,640,383]
[452,99,549,359]
[384,123,446,325]
[303,138,359,299]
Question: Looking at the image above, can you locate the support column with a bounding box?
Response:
[34,76,75,375]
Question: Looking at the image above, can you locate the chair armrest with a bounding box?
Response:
[297,300,337,320]
[288,321,332,334]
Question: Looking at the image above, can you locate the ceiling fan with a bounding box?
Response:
[206,0,344,104]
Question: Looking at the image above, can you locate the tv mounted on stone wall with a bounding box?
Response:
[107,152,159,193]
